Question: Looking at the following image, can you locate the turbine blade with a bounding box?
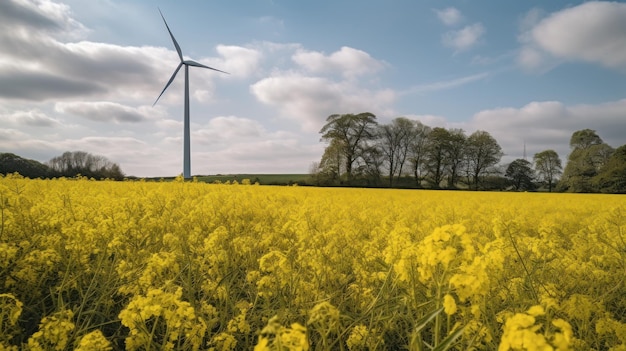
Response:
[158,8,183,62]
[153,62,183,106]
[184,60,229,74]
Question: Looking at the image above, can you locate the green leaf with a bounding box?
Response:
[414,307,443,333]
[433,326,465,351]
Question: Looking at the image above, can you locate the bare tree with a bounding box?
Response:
[424,127,450,188]
[408,121,431,188]
[444,128,466,189]
[47,151,124,180]
[378,117,413,187]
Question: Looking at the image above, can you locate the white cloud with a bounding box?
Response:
[0,0,88,40]
[0,133,147,167]
[194,116,267,144]
[155,118,182,131]
[0,128,29,141]
[435,7,463,26]
[143,110,325,175]
[442,23,485,52]
[158,114,322,175]
[193,139,323,174]
[1,109,61,127]
[0,1,347,176]
[0,0,221,104]
[251,73,395,132]
[55,101,153,123]
[465,99,626,163]
[251,74,346,131]
[518,2,626,71]
[292,46,385,78]
[249,45,393,132]
[61,136,147,150]
[205,45,262,79]
[517,46,548,72]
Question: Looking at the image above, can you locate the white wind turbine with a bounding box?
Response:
[153,9,228,179]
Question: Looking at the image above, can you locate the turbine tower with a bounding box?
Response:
[153,9,228,179]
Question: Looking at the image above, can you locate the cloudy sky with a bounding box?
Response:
[1,0,625,177]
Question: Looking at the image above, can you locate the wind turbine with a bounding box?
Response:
[153,9,228,179]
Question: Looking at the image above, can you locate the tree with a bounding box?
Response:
[593,144,626,193]
[570,129,603,150]
[408,121,431,188]
[355,144,384,186]
[559,129,614,192]
[317,139,345,185]
[47,151,124,180]
[589,143,614,171]
[465,131,503,190]
[424,127,450,188]
[533,150,562,192]
[378,117,413,187]
[319,113,378,184]
[0,153,50,178]
[505,159,535,191]
[444,129,466,189]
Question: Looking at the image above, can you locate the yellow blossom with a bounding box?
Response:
[443,294,457,315]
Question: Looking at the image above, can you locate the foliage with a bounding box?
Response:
[569,129,604,150]
[317,118,626,193]
[319,113,378,184]
[559,130,615,193]
[411,126,466,189]
[0,153,50,178]
[533,150,562,192]
[444,129,467,189]
[424,127,452,188]
[316,139,346,185]
[192,174,310,186]
[408,121,432,188]
[1,151,125,181]
[1,175,625,350]
[378,117,414,187]
[318,116,505,190]
[465,130,503,190]
[505,159,535,191]
[593,144,626,193]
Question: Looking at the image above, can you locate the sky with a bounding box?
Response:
[1,0,625,177]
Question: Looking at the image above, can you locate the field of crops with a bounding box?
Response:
[0,174,625,350]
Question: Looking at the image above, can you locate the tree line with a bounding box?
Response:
[310,113,626,193]
[0,151,125,180]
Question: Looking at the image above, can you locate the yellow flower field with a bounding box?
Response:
[0,174,625,350]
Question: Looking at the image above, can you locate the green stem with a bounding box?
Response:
[148,314,160,351]
[435,282,442,347]
[506,226,540,303]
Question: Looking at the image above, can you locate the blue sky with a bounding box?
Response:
[1,0,625,177]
